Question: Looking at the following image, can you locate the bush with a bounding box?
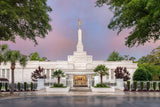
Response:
[24,82,27,91]
[53,83,64,87]
[127,81,130,91]
[18,82,21,91]
[153,82,157,91]
[0,83,2,91]
[147,81,150,91]
[158,82,160,90]
[133,68,148,81]
[30,82,33,91]
[96,83,107,87]
[140,81,144,91]
[5,83,8,91]
[133,81,137,91]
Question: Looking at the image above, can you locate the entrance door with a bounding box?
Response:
[74,75,87,87]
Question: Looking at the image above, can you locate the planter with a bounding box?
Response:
[45,87,70,93]
[37,79,45,90]
[116,79,124,90]
[91,86,115,93]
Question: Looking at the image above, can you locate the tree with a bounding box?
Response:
[31,66,46,81]
[133,68,149,81]
[28,52,48,61]
[0,0,52,45]
[96,0,160,47]
[124,55,129,61]
[94,65,109,86]
[114,67,130,81]
[52,69,65,87]
[129,56,136,62]
[4,50,27,95]
[107,51,124,61]
[0,44,8,65]
[28,52,40,61]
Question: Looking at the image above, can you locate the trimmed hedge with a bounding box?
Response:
[153,82,157,91]
[140,81,144,91]
[133,81,137,91]
[147,81,150,91]
[0,83,2,91]
[24,82,27,91]
[5,83,8,91]
[18,82,21,91]
[30,82,33,91]
[127,81,130,91]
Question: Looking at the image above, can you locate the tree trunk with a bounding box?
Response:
[10,63,15,95]
[58,77,60,87]
[100,74,103,86]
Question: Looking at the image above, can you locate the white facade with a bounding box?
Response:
[0,26,137,87]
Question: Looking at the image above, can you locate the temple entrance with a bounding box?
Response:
[74,75,87,87]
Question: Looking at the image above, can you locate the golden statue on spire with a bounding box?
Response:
[79,19,81,28]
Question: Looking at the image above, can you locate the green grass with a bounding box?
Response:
[93,86,111,88]
[50,86,67,88]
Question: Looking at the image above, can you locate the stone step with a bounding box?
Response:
[70,87,91,92]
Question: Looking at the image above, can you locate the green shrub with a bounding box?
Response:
[133,68,148,81]
[133,81,137,91]
[53,83,64,87]
[0,83,2,91]
[140,81,144,91]
[96,83,107,87]
[18,82,21,91]
[147,81,150,91]
[158,82,160,90]
[24,82,27,91]
[153,82,157,91]
[127,81,130,91]
[5,83,8,91]
[30,82,33,91]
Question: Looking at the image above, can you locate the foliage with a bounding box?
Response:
[140,81,144,91]
[114,67,130,81]
[5,83,8,91]
[0,0,52,45]
[129,56,136,62]
[153,82,157,91]
[147,81,150,91]
[18,82,21,91]
[107,51,124,61]
[52,69,65,87]
[31,66,46,81]
[94,65,109,86]
[24,82,27,91]
[133,81,137,91]
[158,82,160,90]
[0,83,2,91]
[94,83,110,88]
[30,82,33,91]
[127,81,130,91]
[133,68,150,81]
[28,52,48,61]
[96,0,160,47]
[53,83,64,87]
[0,44,8,65]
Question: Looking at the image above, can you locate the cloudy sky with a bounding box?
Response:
[2,0,160,61]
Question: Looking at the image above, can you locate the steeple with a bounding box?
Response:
[77,20,83,52]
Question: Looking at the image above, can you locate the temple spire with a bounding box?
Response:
[77,20,83,52]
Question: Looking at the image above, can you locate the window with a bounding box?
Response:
[2,69,5,78]
[7,69,10,79]
[51,69,54,79]
[111,69,114,80]
[106,70,109,79]
[46,69,50,79]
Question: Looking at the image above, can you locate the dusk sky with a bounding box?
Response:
[2,0,160,61]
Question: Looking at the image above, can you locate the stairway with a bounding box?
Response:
[70,87,91,92]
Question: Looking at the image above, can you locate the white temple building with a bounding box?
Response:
[0,21,137,87]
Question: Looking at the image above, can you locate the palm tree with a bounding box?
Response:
[52,69,65,87]
[94,65,109,86]
[0,44,8,65]
[4,50,27,95]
